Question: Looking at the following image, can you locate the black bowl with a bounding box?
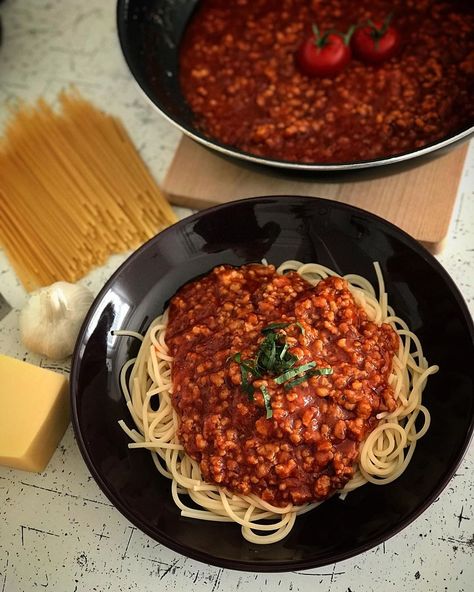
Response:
[116,0,474,172]
[71,196,474,572]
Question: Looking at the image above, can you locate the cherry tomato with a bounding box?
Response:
[351,16,401,65]
[296,25,352,78]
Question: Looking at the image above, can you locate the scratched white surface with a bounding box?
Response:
[0,1,473,591]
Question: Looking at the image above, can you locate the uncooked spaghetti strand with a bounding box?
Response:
[58,93,175,224]
[0,159,96,267]
[11,98,145,246]
[0,186,78,281]
[0,90,177,289]
[29,105,135,245]
[4,105,128,250]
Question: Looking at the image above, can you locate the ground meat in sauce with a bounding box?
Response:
[165,264,399,506]
[179,0,474,163]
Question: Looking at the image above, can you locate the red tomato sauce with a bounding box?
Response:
[179,0,474,163]
[165,264,399,506]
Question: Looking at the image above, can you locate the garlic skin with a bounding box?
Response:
[19,282,94,360]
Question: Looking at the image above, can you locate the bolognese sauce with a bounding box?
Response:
[179,0,474,163]
[165,264,399,506]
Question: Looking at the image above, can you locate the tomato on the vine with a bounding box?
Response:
[296,24,354,78]
[351,14,400,65]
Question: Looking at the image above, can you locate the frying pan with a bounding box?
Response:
[116,0,474,171]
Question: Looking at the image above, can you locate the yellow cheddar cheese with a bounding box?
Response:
[0,354,70,472]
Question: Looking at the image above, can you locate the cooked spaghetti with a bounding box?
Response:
[117,261,438,544]
[0,90,176,291]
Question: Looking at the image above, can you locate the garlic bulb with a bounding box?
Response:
[19,282,94,360]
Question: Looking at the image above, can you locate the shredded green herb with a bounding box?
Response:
[241,364,254,400]
[260,384,273,419]
[231,353,255,400]
[284,367,333,390]
[230,323,332,419]
[254,330,297,376]
[295,321,306,336]
[279,342,289,360]
[315,367,333,376]
[261,322,291,334]
[283,373,314,390]
[274,361,316,384]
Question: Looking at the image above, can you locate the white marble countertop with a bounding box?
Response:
[0,1,473,591]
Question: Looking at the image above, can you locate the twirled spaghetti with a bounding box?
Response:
[117,261,438,544]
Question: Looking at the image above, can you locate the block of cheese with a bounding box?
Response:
[0,354,70,472]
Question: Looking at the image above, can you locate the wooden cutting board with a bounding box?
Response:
[163,136,469,253]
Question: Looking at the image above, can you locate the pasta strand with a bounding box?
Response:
[117,262,438,544]
[0,91,177,291]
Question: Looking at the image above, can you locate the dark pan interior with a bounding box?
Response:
[117,0,199,125]
[117,0,474,171]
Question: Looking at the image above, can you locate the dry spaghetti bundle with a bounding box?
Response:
[0,90,177,291]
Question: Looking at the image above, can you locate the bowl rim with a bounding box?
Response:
[116,0,474,172]
[70,195,474,572]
